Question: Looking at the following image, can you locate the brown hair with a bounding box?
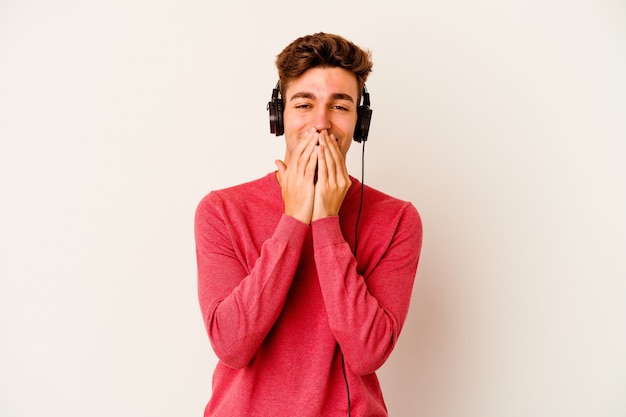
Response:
[275,32,373,98]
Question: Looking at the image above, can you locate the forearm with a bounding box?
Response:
[314,234,399,375]
[312,211,421,375]
[196,212,308,368]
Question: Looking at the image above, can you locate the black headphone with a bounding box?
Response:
[267,82,373,143]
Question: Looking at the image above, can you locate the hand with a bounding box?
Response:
[312,130,350,221]
[275,128,319,224]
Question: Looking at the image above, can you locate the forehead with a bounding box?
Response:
[285,67,359,101]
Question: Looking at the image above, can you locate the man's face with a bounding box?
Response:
[282,67,359,164]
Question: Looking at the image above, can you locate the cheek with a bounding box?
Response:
[338,122,356,151]
[283,109,307,130]
[339,137,352,157]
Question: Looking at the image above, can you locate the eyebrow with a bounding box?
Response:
[289,92,355,103]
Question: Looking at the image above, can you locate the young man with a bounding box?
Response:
[194,33,423,417]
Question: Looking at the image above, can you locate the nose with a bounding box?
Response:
[312,107,331,132]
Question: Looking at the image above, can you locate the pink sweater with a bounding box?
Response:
[195,172,422,417]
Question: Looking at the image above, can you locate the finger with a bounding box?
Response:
[300,133,319,177]
[316,138,327,182]
[275,159,287,181]
[324,132,342,161]
[326,132,348,177]
[289,128,316,167]
[319,134,336,184]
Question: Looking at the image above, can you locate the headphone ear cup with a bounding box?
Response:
[268,84,284,136]
[275,98,284,136]
[354,105,372,143]
[267,98,284,136]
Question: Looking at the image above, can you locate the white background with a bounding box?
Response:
[1,1,625,416]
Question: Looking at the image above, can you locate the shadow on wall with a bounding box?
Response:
[378,254,462,417]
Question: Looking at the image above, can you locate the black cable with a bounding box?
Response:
[341,354,352,417]
[342,139,366,417]
[353,140,365,258]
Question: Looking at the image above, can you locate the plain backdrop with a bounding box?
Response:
[1,1,625,416]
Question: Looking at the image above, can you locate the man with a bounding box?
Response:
[195,32,422,417]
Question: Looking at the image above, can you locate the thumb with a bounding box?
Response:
[274,159,287,171]
[274,160,287,183]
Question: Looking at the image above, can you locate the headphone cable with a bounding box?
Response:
[343,139,366,417]
[353,139,365,258]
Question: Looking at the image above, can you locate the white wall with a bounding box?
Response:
[1,1,624,416]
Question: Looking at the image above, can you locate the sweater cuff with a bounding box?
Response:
[311,215,345,248]
[274,214,309,248]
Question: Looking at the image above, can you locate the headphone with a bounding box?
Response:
[267,81,373,143]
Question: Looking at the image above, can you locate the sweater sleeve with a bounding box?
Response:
[311,203,422,375]
[194,193,308,369]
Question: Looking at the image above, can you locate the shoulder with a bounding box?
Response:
[350,180,422,236]
[197,173,276,208]
[363,181,419,215]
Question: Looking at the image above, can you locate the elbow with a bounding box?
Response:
[212,343,255,369]
[337,317,398,375]
[208,330,257,369]
[343,336,396,376]
[347,350,392,376]
[205,316,256,369]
